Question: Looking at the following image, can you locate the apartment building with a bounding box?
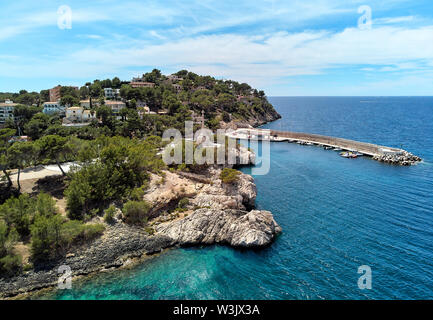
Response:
[43,102,66,115]
[0,100,17,125]
[49,85,79,102]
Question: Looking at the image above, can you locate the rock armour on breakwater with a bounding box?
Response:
[373,151,422,166]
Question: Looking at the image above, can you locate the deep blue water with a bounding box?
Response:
[41,97,433,300]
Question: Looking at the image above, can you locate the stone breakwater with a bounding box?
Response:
[227,128,422,166]
[373,151,422,166]
[0,169,281,299]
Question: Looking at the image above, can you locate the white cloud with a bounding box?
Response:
[374,16,415,24]
[1,0,433,94]
[2,23,433,94]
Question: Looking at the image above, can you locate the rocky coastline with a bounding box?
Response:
[0,166,281,299]
[372,150,422,166]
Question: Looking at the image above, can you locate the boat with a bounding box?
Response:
[324,146,333,150]
[354,151,364,157]
[306,142,314,146]
[333,148,342,151]
[340,151,358,159]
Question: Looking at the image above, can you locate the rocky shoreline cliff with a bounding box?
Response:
[0,168,281,299]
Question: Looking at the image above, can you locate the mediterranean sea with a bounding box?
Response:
[40,97,433,300]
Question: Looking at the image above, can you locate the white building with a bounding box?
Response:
[105,100,126,114]
[104,88,120,99]
[43,102,66,115]
[0,100,17,125]
[65,107,84,122]
[82,110,96,122]
[64,107,95,123]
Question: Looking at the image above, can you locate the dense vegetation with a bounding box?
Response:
[65,136,164,220]
[0,70,277,278]
[0,193,105,273]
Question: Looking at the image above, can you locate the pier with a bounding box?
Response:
[226,128,421,165]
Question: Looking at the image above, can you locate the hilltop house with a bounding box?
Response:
[130,81,155,88]
[167,74,183,82]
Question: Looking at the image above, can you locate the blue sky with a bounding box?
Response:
[1,0,433,95]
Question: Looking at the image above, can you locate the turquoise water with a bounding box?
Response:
[41,97,433,300]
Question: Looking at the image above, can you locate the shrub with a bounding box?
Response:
[31,215,105,263]
[177,197,189,209]
[0,254,22,277]
[80,224,105,241]
[130,186,145,201]
[220,168,241,184]
[104,205,116,224]
[122,200,151,225]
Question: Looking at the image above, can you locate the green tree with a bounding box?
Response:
[36,135,70,176]
[60,95,79,108]
[30,213,64,262]
[0,193,35,237]
[112,77,121,89]
[7,142,37,192]
[96,105,114,127]
[0,220,21,277]
[164,95,182,115]
[0,128,16,188]
[24,113,50,140]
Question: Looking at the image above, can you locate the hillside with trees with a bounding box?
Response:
[0,70,280,279]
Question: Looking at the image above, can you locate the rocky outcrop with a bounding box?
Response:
[0,223,175,298]
[0,168,281,299]
[144,168,257,215]
[0,207,281,298]
[156,209,281,248]
[373,151,422,166]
